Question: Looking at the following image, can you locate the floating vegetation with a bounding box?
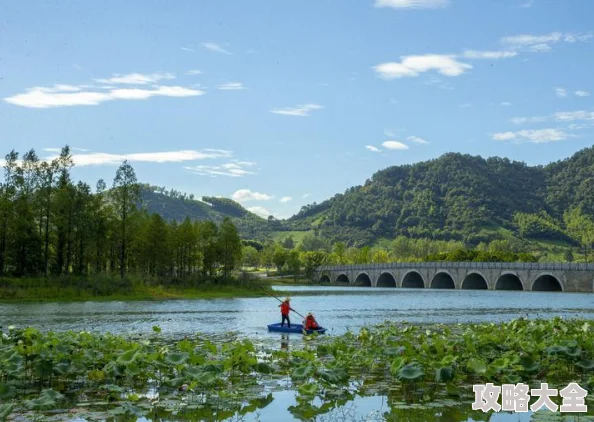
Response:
[1,317,594,420]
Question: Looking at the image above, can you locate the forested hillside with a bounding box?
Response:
[286,146,594,247]
[139,186,278,239]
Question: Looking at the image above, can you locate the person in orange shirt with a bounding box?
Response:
[278,297,294,327]
[304,312,319,330]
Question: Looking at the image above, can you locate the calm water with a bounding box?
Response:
[2,286,594,421]
[2,286,594,338]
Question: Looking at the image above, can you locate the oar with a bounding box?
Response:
[259,285,306,319]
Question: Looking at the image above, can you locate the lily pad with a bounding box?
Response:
[397,363,424,382]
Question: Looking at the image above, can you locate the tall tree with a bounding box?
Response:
[111,161,140,278]
[217,217,242,279]
[0,151,18,275]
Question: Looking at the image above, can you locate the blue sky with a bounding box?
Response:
[1,0,593,219]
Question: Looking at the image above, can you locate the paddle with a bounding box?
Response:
[259,285,306,319]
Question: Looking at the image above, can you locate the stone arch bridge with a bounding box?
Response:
[314,262,594,292]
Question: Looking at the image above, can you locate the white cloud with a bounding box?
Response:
[202,42,231,55]
[501,32,563,47]
[44,149,232,167]
[95,72,175,85]
[407,136,429,144]
[366,145,382,152]
[186,69,202,75]
[501,32,592,53]
[184,160,255,178]
[232,189,273,202]
[500,102,512,106]
[180,46,196,52]
[510,116,546,124]
[492,132,517,141]
[4,75,203,108]
[279,196,292,203]
[270,104,323,117]
[575,91,590,97]
[247,206,272,218]
[382,141,409,150]
[374,0,450,9]
[462,50,517,59]
[218,82,245,90]
[554,111,594,121]
[555,87,567,98]
[492,128,570,143]
[374,54,472,79]
[302,193,311,199]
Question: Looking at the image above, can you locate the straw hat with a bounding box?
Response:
[284,297,290,302]
[307,312,313,316]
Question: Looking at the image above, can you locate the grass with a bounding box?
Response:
[270,230,313,243]
[0,276,271,303]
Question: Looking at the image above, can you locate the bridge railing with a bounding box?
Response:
[316,262,594,273]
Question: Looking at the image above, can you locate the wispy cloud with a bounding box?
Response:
[500,102,512,106]
[382,141,409,150]
[232,189,273,202]
[302,193,311,199]
[247,206,272,218]
[492,128,570,143]
[511,110,594,124]
[374,0,450,9]
[407,136,429,144]
[510,116,546,124]
[279,196,292,203]
[462,50,517,59]
[270,104,323,117]
[218,82,245,90]
[374,54,472,79]
[202,42,232,55]
[554,111,594,121]
[520,0,534,7]
[180,46,196,53]
[366,145,382,152]
[384,129,396,137]
[555,87,567,98]
[184,160,256,178]
[4,72,203,108]
[575,90,590,97]
[501,32,593,53]
[95,72,175,85]
[186,69,202,75]
[43,149,231,167]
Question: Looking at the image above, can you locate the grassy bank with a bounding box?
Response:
[0,275,270,302]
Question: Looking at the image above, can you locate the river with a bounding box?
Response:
[2,286,594,421]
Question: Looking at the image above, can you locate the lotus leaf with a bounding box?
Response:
[397,363,424,382]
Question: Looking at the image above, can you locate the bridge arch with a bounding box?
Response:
[401,270,425,288]
[354,272,372,286]
[335,273,350,284]
[495,272,524,290]
[376,272,397,287]
[531,273,563,292]
[462,272,489,290]
[319,274,331,283]
[431,271,456,289]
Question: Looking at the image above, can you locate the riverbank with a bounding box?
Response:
[0,276,271,302]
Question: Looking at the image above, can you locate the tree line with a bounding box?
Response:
[0,146,242,281]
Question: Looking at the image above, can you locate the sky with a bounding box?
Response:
[1,0,593,219]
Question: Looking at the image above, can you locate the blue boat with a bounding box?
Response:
[267,323,327,335]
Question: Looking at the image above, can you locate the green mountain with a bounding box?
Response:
[139,185,282,240]
[140,146,594,247]
[286,146,594,246]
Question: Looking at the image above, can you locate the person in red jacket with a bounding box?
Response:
[279,297,293,327]
[304,312,319,330]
